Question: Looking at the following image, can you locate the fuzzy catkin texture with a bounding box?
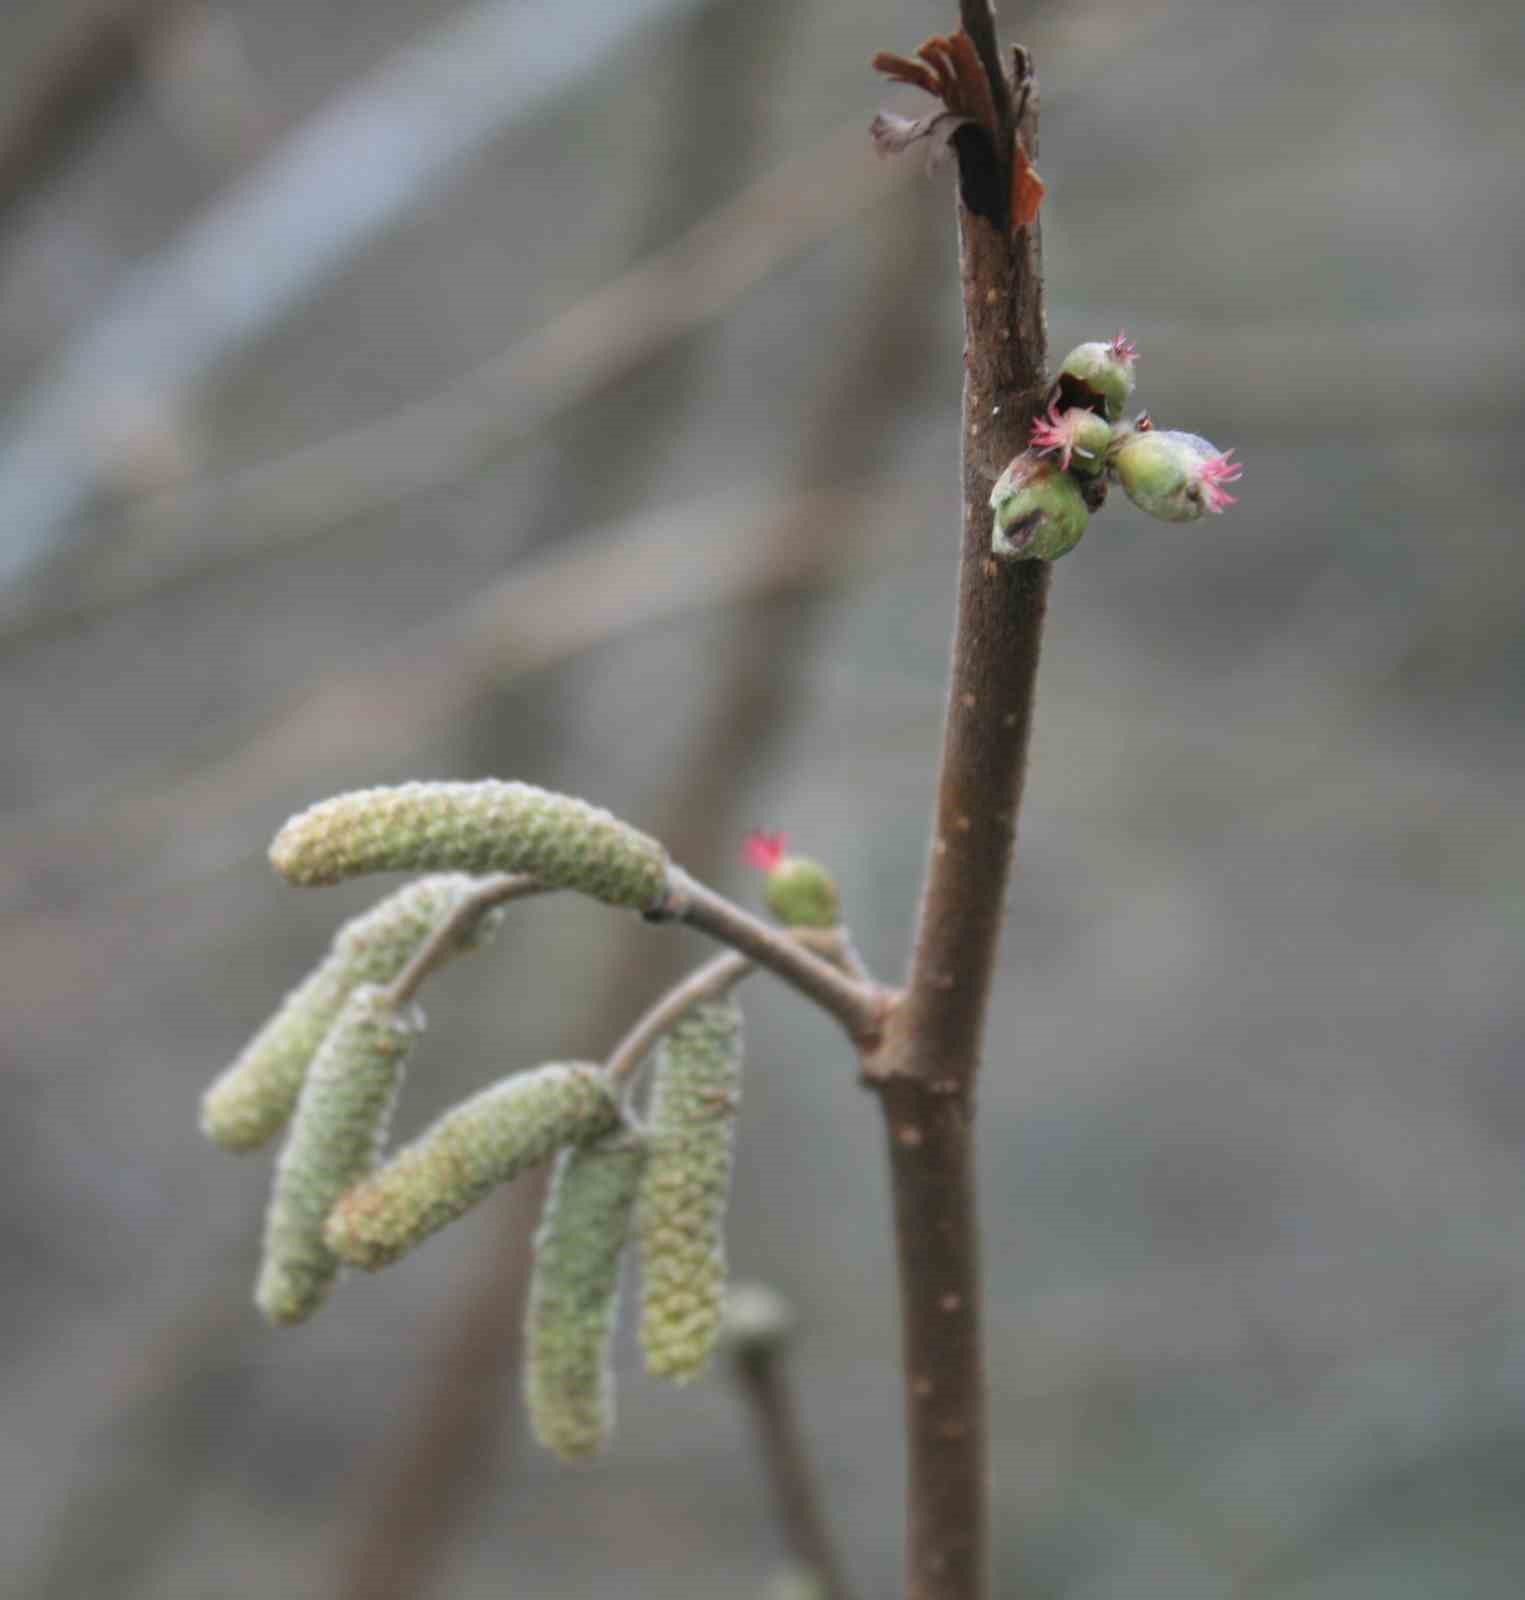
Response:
[525,1136,646,1460]
[256,985,417,1326]
[201,874,488,1153]
[637,1000,743,1383]
[325,1064,619,1270]
[270,781,669,910]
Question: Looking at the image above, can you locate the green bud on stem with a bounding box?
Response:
[1110,426,1242,523]
[990,454,1090,562]
[1055,332,1138,422]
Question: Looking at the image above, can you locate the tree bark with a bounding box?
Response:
[865,11,1050,1597]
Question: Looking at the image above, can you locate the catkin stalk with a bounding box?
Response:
[637,999,744,1382]
[325,1063,619,1270]
[525,1135,646,1460]
[256,985,417,1326]
[202,874,491,1152]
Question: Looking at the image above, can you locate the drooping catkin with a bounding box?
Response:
[324,1064,619,1270]
[525,1135,646,1460]
[270,781,669,911]
[637,999,743,1382]
[201,874,491,1152]
[256,985,417,1326]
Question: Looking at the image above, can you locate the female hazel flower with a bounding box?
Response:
[1055,332,1138,422]
[989,454,1089,561]
[1110,428,1242,523]
[1028,401,1112,477]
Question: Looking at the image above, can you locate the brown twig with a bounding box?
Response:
[865,8,1050,1598]
[725,1291,859,1600]
[605,951,751,1089]
[0,120,911,647]
[384,873,547,1008]
[0,0,186,231]
[661,868,886,1049]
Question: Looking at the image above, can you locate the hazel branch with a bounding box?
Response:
[385,873,548,1008]
[605,953,751,1090]
[659,868,887,1047]
[722,1285,859,1600]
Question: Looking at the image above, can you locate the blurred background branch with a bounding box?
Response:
[0,0,708,590]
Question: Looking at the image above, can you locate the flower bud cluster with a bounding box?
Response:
[990,333,1242,563]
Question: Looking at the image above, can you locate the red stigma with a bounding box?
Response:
[742,830,788,872]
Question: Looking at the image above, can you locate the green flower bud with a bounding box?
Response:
[325,1063,619,1270]
[1110,427,1242,523]
[989,455,1090,562]
[765,858,841,929]
[202,875,492,1153]
[743,832,841,929]
[524,1135,646,1461]
[1055,332,1137,422]
[638,1000,743,1383]
[256,985,417,1326]
[270,781,669,911]
[1029,401,1112,477]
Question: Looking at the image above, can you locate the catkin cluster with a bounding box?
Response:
[637,999,745,1382]
[990,333,1243,562]
[270,781,669,910]
[203,776,777,1461]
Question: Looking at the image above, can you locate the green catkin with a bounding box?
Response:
[525,1135,647,1460]
[256,985,418,1326]
[201,874,492,1153]
[269,781,669,911]
[637,999,744,1382]
[324,1064,619,1270]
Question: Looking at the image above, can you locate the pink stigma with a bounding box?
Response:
[1196,449,1243,513]
[742,830,788,872]
[1109,331,1138,366]
[1028,401,1074,469]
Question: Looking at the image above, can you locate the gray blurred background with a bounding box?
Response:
[3,0,1523,1595]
